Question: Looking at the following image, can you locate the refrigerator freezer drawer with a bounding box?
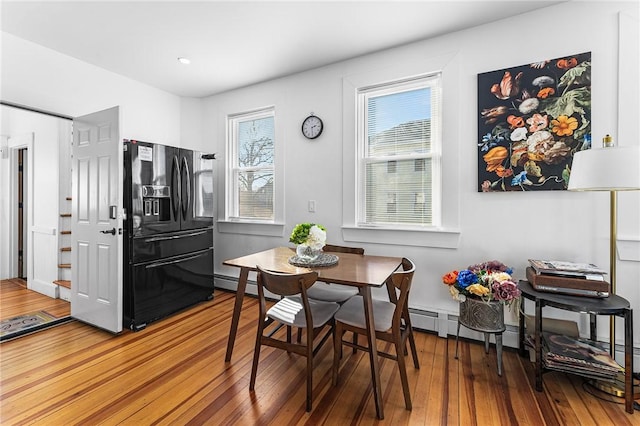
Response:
[131,228,213,264]
[124,247,214,331]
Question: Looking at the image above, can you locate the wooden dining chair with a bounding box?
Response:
[299,244,364,344]
[305,244,364,303]
[250,266,340,412]
[331,257,419,411]
[384,258,420,365]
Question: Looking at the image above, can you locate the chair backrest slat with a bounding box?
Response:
[256,266,318,297]
[389,258,415,326]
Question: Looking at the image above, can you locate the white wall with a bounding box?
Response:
[205,1,640,357]
[180,97,205,151]
[0,32,182,145]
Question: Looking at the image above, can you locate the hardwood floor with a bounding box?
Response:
[0,288,636,425]
[0,278,70,320]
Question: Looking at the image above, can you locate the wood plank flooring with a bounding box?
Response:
[0,287,636,425]
[0,278,70,320]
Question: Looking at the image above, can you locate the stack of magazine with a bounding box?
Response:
[528,259,607,280]
[543,331,622,381]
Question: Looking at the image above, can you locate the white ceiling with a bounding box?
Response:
[1,1,563,98]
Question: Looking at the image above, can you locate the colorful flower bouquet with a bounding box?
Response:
[442,260,520,307]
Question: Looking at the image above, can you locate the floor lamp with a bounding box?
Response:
[568,138,640,396]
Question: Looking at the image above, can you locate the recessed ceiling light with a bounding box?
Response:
[177,57,191,65]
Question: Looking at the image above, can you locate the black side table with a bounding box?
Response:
[517,280,634,414]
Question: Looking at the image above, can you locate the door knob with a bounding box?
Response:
[100,228,117,235]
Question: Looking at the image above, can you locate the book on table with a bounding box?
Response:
[528,259,607,280]
[525,267,610,297]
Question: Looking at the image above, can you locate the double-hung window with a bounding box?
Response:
[227,107,275,221]
[357,74,441,228]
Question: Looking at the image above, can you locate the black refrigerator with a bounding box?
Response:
[123,139,215,331]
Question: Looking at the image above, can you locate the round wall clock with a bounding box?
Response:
[301,114,323,139]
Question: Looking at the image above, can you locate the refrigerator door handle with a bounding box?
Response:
[143,230,208,243]
[181,156,191,220]
[171,155,181,220]
[144,249,210,269]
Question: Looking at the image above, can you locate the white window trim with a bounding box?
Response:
[220,104,285,236]
[356,75,442,228]
[226,107,275,222]
[342,52,461,248]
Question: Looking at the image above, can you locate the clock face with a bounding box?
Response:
[302,115,323,139]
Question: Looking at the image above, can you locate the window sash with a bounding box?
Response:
[357,74,441,227]
[363,158,433,225]
[227,108,275,221]
[233,169,274,220]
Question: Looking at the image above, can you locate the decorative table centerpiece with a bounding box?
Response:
[289,223,327,262]
[442,260,520,376]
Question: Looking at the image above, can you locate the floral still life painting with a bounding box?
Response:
[477,52,591,192]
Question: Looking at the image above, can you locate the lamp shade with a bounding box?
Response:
[568,145,640,191]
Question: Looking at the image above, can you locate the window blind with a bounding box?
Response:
[358,74,441,227]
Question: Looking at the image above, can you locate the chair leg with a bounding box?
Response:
[352,331,358,354]
[332,322,343,386]
[306,329,313,412]
[395,337,412,410]
[250,321,265,391]
[496,333,503,377]
[403,307,419,362]
[407,329,419,369]
[484,332,490,354]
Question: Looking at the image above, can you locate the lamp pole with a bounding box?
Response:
[604,135,616,359]
[609,189,617,358]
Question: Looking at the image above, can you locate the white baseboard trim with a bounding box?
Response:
[214,274,640,371]
[29,279,58,298]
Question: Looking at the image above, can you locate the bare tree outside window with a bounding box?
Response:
[229,110,275,220]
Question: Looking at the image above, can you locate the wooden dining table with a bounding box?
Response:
[222,246,403,419]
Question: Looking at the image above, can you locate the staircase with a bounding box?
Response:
[53,128,72,302]
[53,196,72,301]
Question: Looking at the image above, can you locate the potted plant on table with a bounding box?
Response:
[289,223,327,261]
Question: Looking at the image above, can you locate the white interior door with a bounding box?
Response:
[71,106,123,333]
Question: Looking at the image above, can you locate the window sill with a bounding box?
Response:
[342,226,460,249]
[217,220,285,237]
